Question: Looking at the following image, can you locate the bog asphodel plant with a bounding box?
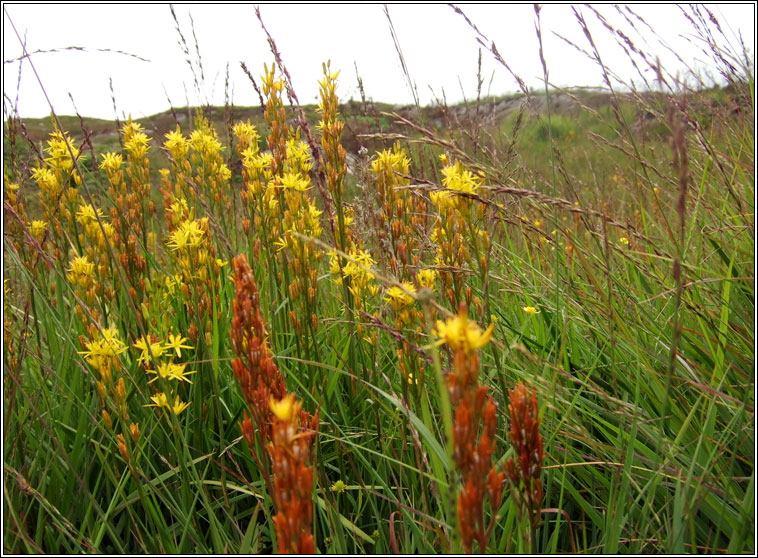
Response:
[370,145,434,386]
[384,280,427,386]
[317,62,347,245]
[267,393,318,554]
[505,382,544,552]
[160,119,228,348]
[189,115,233,218]
[135,331,194,420]
[317,63,385,350]
[275,139,323,349]
[430,155,490,315]
[327,246,380,345]
[79,325,141,464]
[230,254,319,552]
[79,326,127,392]
[29,129,86,278]
[237,64,324,359]
[75,203,117,306]
[63,201,116,329]
[164,214,223,346]
[435,305,502,553]
[236,119,277,262]
[100,119,154,306]
[370,145,428,281]
[162,113,234,239]
[230,253,288,450]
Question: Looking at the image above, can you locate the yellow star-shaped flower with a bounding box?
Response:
[165,333,193,358]
[434,308,494,353]
[146,392,190,415]
[133,337,165,366]
[269,393,299,422]
[148,361,195,384]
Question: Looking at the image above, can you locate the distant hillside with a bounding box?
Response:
[5,85,746,168]
[5,90,619,152]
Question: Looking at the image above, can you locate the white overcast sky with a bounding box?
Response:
[2,3,755,120]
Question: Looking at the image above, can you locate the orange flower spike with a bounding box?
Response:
[268,392,317,554]
[457,479,477,552]
[240,412,256,449]
[507,383,543,486]
[231,254,286,448]
[505,381,544,540]
[438,303,504,553]
[488,466,505,512]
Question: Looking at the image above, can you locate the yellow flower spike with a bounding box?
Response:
[269,393,299,422]
[32,167,61,195]
[165,333,193,358]
[441,160,482,195]
[44,130,81,170]
[120,118,144,142]
[233,120,260,146]
[522,306,540,316]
